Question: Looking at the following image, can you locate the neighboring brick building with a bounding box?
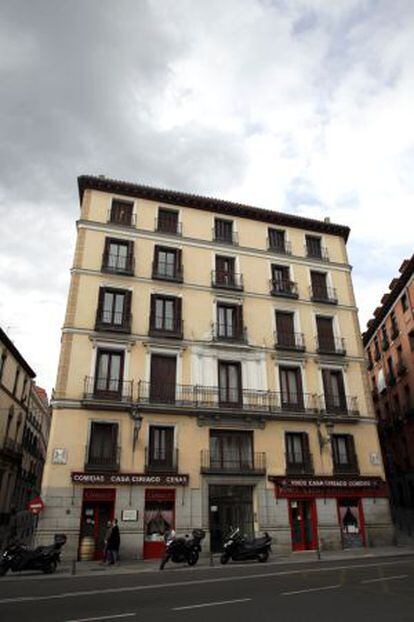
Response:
[362,255,414,532]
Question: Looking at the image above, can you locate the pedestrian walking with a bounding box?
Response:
[108,519,120,564]
[102,520,113,565]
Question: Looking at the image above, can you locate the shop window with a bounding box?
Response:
[338,499,364,548]
[144,489,175,559]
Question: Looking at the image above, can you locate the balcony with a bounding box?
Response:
[101,251,135,276]
[83,376,134,403]
[310,285,338,305]
[397,359,407,377]
[321,394,359,417]
[274,330,305,352]
[305,244,329,261]
[269,279,298,299]
[316,336,347,356]
[85,446,121,472]
[200,450,266,475]
[152,261,183,283]
[333,461,360,475]
[95,311,132,334]
[1,438,23,462]
[107,209,136,228]
[212,323,248,344]
[145,447,179,474]
[148,320,183,340]
[212,228,238,246]
[211,270,243,291]
[136,381,320,416]
[155,216,182,236]
[285,452,314,475]
[267,239,292,255]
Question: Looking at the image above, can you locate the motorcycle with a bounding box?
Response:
[0,534,67,576]
[160,529,205,570]
[220,528,272,564]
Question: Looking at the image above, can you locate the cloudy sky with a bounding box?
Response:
[0,0,413,394]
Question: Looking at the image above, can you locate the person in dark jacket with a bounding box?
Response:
[107,519,120,564]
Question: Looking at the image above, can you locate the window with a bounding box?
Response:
[96,288,131,332]
[390,311,399,337]
[210,430,253,470]
[157,208,179,234]
[381,325,389,349]
[322,369,347,413]
[332,435,358,473]
[214,218,235,244]
[148,426,175,471]
[268,228,288,253]
[374,337,381,360]
[316,316,338,353]
[306,235,323,259]
[21,377,28,402]
[275,311,303,350]
[12,368,20,396]
[216,304,244,341]
[94,349,124,397]
[87,422,119,470]
[109,199,134,226]
[213,255,242,289]
[150,355,177,403]
[310,271,335,302]
[102,238,134,275]
[149,295,182,337]
[218,361,242,405]
[270,265,297,296]
[0,352,6,382]
[279,366,304,410]
[367,349,373,369]
[387,356,395,383]
[153,246,182,281]
[401,292,408,312]
[285,433,312,473]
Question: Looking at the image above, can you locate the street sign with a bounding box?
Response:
[27,496,45,514]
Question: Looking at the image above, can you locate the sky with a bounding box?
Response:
[0,0,413,394]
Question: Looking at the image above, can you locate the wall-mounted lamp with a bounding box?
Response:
[318,420,334,451]
[130,409,143,451]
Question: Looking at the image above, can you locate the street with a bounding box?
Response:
[1,553,414,622]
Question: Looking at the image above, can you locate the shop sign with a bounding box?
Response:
[269,475,387,498]
[72,472,189,486]
[121,509,138,522]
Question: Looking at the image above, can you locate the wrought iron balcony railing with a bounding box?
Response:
[320,394,359,417]
[85,445,121,472]
[285,451,314,475]
[152,260,183,283]
[136,381,319,414]
[305,244,329,261]
[107,209,136,227]
[211,270,243,291]
[316,335,347,356]
[155,217,182,236]
[274,330,305,352]
[1,438,23,461]
[270,279,298,298]
[310,285,338,304]
[267,238,292,255]
[145,447,179,473]
[148,319,183,340]
[83,376,134,403]
[101,251,135,276]
[212,227,238,245]
[333,461,360,475]
[95,311,132,333]
[200,450,266,474]
[212,323,248,344]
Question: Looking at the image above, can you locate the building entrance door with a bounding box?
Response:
[288,499,318,551]
[79,489,116,560]
[209,485,254,552]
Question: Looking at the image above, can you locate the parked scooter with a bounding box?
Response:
[160,529,205,570]
[220,528,272,564]
[0,534,67,576]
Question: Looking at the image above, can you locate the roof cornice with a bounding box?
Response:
[78,175,350,242]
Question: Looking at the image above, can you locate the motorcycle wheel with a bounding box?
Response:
[43,560,57,574]
[220,553,230,565]
[258,551,269,563]
[159,554,170,570]
[187,550,199,566]
[0,564,9,577]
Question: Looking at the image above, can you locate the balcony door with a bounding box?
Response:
[94,350,124,398]
[88,422,118,470]
[148,426,174,471]
[322,369,347,413]
[311,271,328,299]
[216,256,236,286]
[332,434,358,474]
[217,304,242,340]
[110,200,133,226]
[150,355,176,403]
[276,311,295,348]
[218,361,242,406]
[316,316,335,351]
[285,433,310,473]
[279,366,304,410]
[210,431,253,471]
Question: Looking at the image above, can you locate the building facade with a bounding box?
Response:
[38,175,392,560]
[0,328,50,548]
[362,255,414,533]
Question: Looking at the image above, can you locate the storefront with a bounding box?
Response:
[270,475,387,552]
[208,485,254,552]
[79,488,116,560]
[143,488,175,559]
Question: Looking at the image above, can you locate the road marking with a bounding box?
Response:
[361,574,409,585]
[282,584,341,596]
[0,559,412,606]
[173,598,252,611]
[65,614,136,622]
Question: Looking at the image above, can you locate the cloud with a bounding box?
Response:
[0,0,413,390]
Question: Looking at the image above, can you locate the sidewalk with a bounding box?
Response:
[59,544,414,578]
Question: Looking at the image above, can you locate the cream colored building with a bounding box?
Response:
[38,175,392,559]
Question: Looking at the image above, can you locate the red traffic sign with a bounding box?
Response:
[27,496,45,514]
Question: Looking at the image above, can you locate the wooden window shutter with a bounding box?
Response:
[124,290,132,327]
[150,294,156,330]
[96,287,105,323]
[175,297,182,331]
[175,248,182,276]
[236,305,243,333]
[346,435,357,465]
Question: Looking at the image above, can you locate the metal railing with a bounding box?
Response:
[320,394,359,416]
[137,381,319,414]
[145,447,179,473]
[333,461,360,475]
[285,451,314,475]
[211,270,244,290]
[274,330,305,351]
[316,335,346,356]
[152,260,183,282]
[148,319,183,340]
[1,438,23,460]
[212,227,238,245]
[212,322,248,344]
[101,251,135,275]
[200,450,266,474]
[85,445,121,471]
[95,311,132,333]
[107,209,136,227]
[83,377,134,402]
[155,216,182,236]
[267,238,292,255]
[269,279,298,298]
[305,243,329,261]
[309,285,338,304]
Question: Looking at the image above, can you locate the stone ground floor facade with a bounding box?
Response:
[37,475,393,561]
